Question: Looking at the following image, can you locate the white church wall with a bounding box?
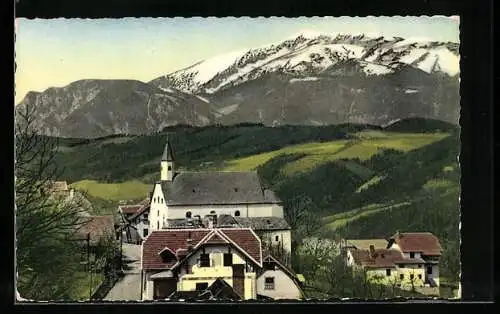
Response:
[150,183,167,231]
[165,203,284,220]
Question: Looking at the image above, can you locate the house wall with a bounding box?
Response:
[165,203,284,220]
[396,265,426,288]
[365,268,399,285]
[346,250,356,267]
[260,230,292,253]
[426,264,440,286]
[135,214,150,240]
[256,269,302,299]
[176,245,257,299]
[143,271,155,300]
[150,184,167,231]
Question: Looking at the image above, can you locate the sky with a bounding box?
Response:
[14,16,460,104]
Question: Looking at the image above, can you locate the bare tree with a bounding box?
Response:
[15,104,90,299]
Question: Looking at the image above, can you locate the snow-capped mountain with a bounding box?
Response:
[17,33,460,138]
[150,34,460,95]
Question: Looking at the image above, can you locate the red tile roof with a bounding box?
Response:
[142,228,262,270]
[119,205,143,214]
[129,205,150,221]
[350,248,404,268]
[389,232,443,256]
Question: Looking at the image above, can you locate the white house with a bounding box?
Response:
[256,255,305,300]
[387,232,443,287]
[141,228,263,300]
[149,140,284,232]
[345,232,443,291]
[118,204,150,243]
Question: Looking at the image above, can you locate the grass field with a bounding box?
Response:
[69,271,104,301]
[322,201,413,231]
[70,180,150,202]
[219,132,448,176]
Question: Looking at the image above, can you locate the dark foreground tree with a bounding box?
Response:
[15,104,91,300]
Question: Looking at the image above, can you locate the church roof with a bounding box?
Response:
[166,215,290,231]
[161,141,175,161]
[160,171,282,206]
[233,216,290,230]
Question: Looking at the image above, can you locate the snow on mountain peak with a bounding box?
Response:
[154,34,459,94]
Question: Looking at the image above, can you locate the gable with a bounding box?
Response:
[142,228,262,270]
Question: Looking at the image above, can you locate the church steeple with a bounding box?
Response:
[160,137,175,181]
[162,139,175,162]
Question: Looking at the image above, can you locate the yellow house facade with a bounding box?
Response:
[141,228,262,300]
[176,247,258,300]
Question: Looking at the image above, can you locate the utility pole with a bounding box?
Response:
[87,232,91,301]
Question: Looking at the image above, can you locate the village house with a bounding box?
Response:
[117,204,150,244]
[141,228,262,300]
[344,232,443,292]
[149,140,284,233]
[75,215,116,247]
[387,232,443,287]
[256,255,305,300]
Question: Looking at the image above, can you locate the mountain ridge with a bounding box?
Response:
[16,33,460,138]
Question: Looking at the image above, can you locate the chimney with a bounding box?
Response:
[369,245,375,258]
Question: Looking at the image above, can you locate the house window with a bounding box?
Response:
[427,266,433,274]
[410,274,414,280]
[264,277,275,290]
[400,274,404,280]
[418,274,422,279]
[400,264,405,268]
[168,166,172,171]
[235,210,240,217]
[200,254,210,267]
[143,228,149,237]
[409,252,415,258]
[418,264,422,268]
[143,214,148,220]
[386,269,391,276]
[195,282,208,291]
[275,235,279,242]
[186,212,192,218]
[223,253,233,266]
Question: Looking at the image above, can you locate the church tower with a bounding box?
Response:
[160,139,175,181]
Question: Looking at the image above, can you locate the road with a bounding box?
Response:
[103,243,142,301]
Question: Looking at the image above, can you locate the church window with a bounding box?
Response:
[186,212,192,218]
[234,210,240,217]
[275,235,279,242]
[210,210,216,214]
[168,166,172,171]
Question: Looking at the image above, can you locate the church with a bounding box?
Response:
[149,140,285,233]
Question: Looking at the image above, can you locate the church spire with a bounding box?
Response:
[162,136,175,162]
[160,135,175,181]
